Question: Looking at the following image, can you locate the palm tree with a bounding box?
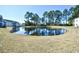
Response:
[67,7,75,25]
[24,12,35,25]
[24,12,30,21]
[34,13,39,22]
[69,7,74,15]
[68,5,79,25]
[54,10,62,25]
[43,11,48,17]
[63,9,70,24]
[48,10,55,25]
[72,5,79,18]
[43,11,49,25]
[24,12,34,21]
[31,13,40,25]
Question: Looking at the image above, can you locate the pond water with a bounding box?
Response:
[10,27,67,36]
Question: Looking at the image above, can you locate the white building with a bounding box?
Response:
[74,17,79,27]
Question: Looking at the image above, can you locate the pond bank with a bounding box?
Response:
[0,26,79,52]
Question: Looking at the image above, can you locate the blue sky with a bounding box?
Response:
[0,5,75,23]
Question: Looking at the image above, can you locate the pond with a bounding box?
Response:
[10,27,67,36]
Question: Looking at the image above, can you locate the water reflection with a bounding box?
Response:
[11,27,66,36]
[10,27,20,33]
[25,28,66,36]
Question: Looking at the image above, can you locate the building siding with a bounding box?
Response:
[0,19,20,27]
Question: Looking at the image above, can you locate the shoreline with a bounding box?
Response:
[0,26,79,53]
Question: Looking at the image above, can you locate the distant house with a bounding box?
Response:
[0,15,20,27]
[0,19,21,27]
[0,20,6,27]
[0,15,6,27]
[5,19,21,27]
[74,17,79,27]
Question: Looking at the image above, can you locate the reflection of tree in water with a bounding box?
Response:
[23,27,66,36]
[10,27,20,33]
[25,27,36,32]
[10,25,66,36]
[10,22,20,33]
[24,27,36,35]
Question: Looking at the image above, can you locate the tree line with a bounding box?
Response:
[24,5,79,26]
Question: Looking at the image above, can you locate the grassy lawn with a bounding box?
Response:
[0,26,79,53]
